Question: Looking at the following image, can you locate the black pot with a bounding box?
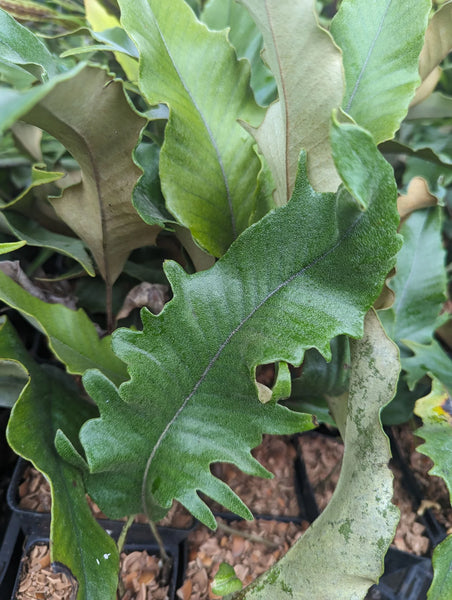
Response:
[212,435,317,524]
[7,458,195,545]
[297,428,445,600]
[0,514,23,598]
[11,533,184,600]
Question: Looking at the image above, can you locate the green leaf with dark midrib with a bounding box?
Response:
[119,0,266,256]
[79,122,400,530]
[1,316,119,600]
[331,0,430,143]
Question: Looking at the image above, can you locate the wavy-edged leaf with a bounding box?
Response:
[404,339,452,391]
[234,311,400,599]
[397,177,438,222]
[415,378,452,496]
[201,0,276,106]
[379,206,448,350]
[240,0,343,201]
[119,0,265,257]
[21,65,160,286]
[79,122,400,529]
[0,267,126,383]
[0,316,119,600]
[428,534,452,600]
[0,62,85,134]
[330,0,430,143]
[0,7,58,79]
[414,379,452,600]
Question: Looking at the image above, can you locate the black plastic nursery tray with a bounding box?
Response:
[11,533,184,600]
[7,458,195,546]
[211,435,317,524]
[0,514,23,599]
[297,427,446,600]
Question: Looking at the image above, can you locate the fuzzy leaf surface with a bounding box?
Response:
[233,311,400,599]
[331,0,430,142]
[119,0,265,257]
[79,123,400,529]
[379,207,448,351]
[21,65,160,285]
[0,268,126,383]
[240,0,343,200]
[1,317,119,600]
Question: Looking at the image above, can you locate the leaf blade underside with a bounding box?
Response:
[80,123,400,529]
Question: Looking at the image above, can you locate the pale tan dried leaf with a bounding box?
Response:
[397,176,438,222]
[116,282,168,320]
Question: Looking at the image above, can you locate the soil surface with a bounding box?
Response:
[208,435,300,517]
[14,544,169,600]
[298,429,431,555]
[177,518,308,600]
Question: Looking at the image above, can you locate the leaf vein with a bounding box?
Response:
[141,206,364,513]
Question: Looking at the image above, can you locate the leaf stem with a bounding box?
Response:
[149,520,173,585]
[117,514,135,555]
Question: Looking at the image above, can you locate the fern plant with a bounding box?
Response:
[0,0,451,598]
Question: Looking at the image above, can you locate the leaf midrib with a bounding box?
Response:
[150,6,237,239]
[345,0,392,114]
[141,205,365,512]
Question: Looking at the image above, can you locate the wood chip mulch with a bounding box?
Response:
[298,430,431,555]
[177,518,309,600]
[15,544,77,600]
[15,544,170,600]
[393,423,452,534]
[208,435,300,517]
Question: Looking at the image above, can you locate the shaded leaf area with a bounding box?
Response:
[233,311,400,599]
[79,123,400,529]
[0,267,127,384]
[379,206,448,351]
[82,0,138,81]
[415,380,452,600]
[21,65,160,286]
[240,0,343,200]
[0,210,95,276]
[119,0,266,257]
[201,0,276,106]
[404,339,452,392]
[331,0,430,143]
[132,143,175,228]
[0,358,27,408]
[283,336,350,426]
[0,63,85,135]
[0,316,119,600]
